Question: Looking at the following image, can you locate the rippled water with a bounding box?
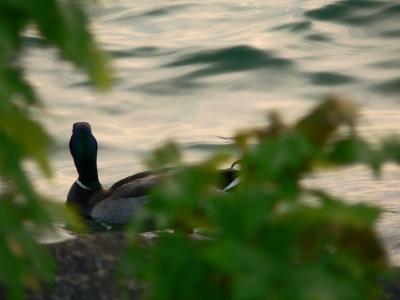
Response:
[22,1,400,263]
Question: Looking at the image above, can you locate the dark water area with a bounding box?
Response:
[21,1,400,263]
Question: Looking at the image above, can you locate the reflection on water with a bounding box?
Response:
[22,0,400,263]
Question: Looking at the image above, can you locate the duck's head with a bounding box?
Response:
[67,122,102,217]
[69,122,102,190]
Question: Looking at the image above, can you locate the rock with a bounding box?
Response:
[2,230,400,299]
[27,232,142,300]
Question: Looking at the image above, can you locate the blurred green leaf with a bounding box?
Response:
[122,97,390,300]
[0,0,111,298]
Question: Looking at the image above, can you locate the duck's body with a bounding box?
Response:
[67,167,177,223]
[67,122,238,224]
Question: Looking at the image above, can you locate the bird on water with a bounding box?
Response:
[67,122,238,224]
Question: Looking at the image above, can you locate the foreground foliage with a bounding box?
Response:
[0,0,399,299]
[121,97,398,300]
[0,0,110,298]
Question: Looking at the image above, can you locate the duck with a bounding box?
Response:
[67,122,239,224]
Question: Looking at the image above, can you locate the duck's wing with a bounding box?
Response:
[90,168,239,224]
[109,172,172,199]
[90,171,175,224]
[108,167,174,192]
[90,195,148,224]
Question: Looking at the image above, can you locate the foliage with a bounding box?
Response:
[0,0,110,298]
[121,97,397,300]
[0,1,397,299]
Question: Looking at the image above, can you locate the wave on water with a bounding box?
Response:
[108,46,176,59]
[375,78,400,95]
[131,44,298,95]
[305,1,386,24]
[139,4,194,18]
[307,71,356,86]
[24,0,400,100]
[273,20,312,33]
[164,45,294,79]
[102,3,197,23]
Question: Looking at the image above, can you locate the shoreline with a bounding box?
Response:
[1,231,400,300]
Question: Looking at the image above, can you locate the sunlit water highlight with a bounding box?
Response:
[21,0,400,264]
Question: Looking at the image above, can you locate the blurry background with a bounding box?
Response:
[22,0,400,262]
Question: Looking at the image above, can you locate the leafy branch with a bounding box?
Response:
[121,97,395,300]
[0,0,111,298]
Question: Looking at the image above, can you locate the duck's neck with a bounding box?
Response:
[69,123,102,190]
[75,159,102,190]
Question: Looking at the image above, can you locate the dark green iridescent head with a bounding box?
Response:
[69,122,101,189]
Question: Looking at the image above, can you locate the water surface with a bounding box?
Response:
[22,0,400,263]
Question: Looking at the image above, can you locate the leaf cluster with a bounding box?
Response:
[121,97,397,300]
[0,0,111,298]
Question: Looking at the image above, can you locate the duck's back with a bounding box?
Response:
[89,168,237,224]
[90,170,175,224]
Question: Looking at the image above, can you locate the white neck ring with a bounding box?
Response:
[76,179,91,190]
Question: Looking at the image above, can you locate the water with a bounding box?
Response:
[21,0,400,263]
